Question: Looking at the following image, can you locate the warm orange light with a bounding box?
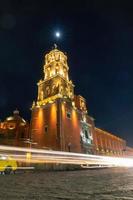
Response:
[72,109,78,127]
[38,108,43,129]
[61,103,65,119]
[50,103,56,124]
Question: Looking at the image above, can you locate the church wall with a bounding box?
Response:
[31,102,60,150]
[94,128,126,156]
[60,101,82,153]
[125,146,133,157]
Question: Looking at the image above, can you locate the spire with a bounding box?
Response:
[54,43,57,49]
[13,109,19,115]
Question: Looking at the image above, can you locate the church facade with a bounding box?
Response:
[30,46,129,156]
[31,47,94,153]
[0,47,132,156]
[0,109,29,147]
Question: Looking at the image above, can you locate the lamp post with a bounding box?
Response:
[68,142,71,152]
[24,139,37,164]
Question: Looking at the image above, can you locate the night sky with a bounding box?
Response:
[0,1,133,146]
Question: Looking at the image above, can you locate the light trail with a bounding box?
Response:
[0,145,133,167]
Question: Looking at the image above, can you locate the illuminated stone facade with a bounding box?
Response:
[0,109,29,146]
[93,128,126,156]
[30,46,129,156]
[31,46,94,153]
[0,47,132,156]
[36,47,74,105]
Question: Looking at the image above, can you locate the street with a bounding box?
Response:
[1,168,133,200]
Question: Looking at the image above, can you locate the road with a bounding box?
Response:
[1,168,133,200]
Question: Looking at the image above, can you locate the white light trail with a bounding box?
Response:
[0,145,133,167]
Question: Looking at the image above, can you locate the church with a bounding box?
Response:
[0,109,29,146]
[30,46,131,156]
[0,46,132,156]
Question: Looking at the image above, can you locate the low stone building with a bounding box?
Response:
[92,128,126,156]
[0,109,29,146]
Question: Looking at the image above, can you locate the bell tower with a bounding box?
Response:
[36,45,74,106]
[30,45,94,153]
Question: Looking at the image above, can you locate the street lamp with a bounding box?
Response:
[24,139,38,148]
[24,139,37,164]
[68,142,71,152]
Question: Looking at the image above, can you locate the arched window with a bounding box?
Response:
[84,130,89,139]
[55,65,59,74]
[59,86,63,94]
[46,86,50,96]
[52,85,56,94]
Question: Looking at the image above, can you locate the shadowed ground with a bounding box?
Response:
[1,168,133,200]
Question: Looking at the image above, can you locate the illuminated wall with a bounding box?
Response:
[31,102,59,150]
[60,100,81,153]
[94,128,126,156]
[30,46,94,152]
[0,110,29,147]
[30,46,133,156]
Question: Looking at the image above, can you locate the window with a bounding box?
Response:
[45,125,48,133]
[66,112,71,119]
[52,85,56,93]
[59,86,63,94]
[84,130,89,139]
[46,86,50,96]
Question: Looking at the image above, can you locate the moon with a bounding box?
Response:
[55,31,61,38]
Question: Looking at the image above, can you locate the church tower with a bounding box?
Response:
[37,45,74,105]
[30,46,94,153]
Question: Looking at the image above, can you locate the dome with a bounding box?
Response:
[5,110,26,125]
[6,116,26,124]
[6,116,15,121]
